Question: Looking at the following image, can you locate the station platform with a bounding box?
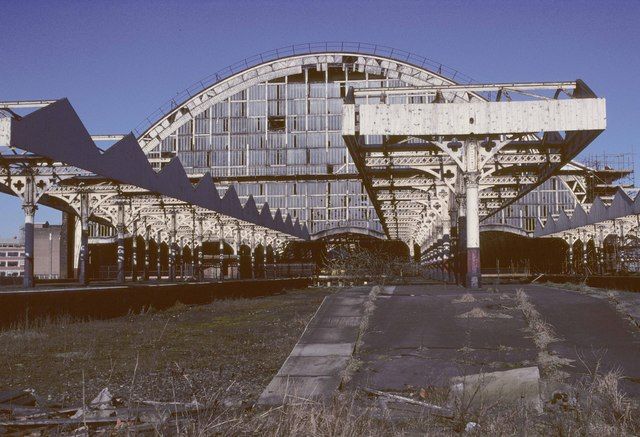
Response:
[0,277,312,328]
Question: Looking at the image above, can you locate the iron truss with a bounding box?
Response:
[342,80,606,287]
[0,100,308,286]
[535,189,640,243]
[534,189,640,272]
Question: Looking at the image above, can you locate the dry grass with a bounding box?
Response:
[515,288,575,380]
[456,307,512,319]
[452,293,476,304]
[341,285,382,385]
[0,287,331,407]
[164,365,640,436]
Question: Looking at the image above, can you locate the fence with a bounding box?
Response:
[92,263,316,282]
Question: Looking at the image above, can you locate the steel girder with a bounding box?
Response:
[342,80,606,248]
[0,157,291,253]
[0,100,308,242]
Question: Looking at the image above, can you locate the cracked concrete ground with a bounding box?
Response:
[347,283,640,399]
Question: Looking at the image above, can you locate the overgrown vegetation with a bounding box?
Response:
[2,285,639,435]
[0,287,330,406]
[323,247,420,284]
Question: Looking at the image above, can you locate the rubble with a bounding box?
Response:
[0,387,213,434]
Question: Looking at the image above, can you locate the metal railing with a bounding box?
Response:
[93,262,316,282]
[133,41,476,137]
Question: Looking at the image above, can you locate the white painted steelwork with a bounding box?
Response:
[349,99,606,136]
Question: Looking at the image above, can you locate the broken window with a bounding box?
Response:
[268,116,285,132]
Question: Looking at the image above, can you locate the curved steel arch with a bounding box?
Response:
[311,226,387,241]
[479,223,530,238]
[136,47,480,154]
[133,41,476,139]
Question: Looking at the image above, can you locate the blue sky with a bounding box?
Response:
[0,0,638,236]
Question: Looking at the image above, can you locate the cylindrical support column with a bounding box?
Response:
[250,227,256,279]
[180,237,186,280]
[597,243,604,274]
[131,220,138,282]
[235,222,242,271]
[22,203,37,288]
[442,234,452,283]
[116,202,125,284]
[143,225,150,280]
[168,211,176,282]
[197,219,204,281]
[78,192,89,286]
[190,241,196,280]
[264,232,269,278]
[156,230,162,280]
[218,221,225,280]
[582,240,588,274]
[465,173,481,289]
[456,210,466,286]
[567,238,574,274]
[618,223,625,272]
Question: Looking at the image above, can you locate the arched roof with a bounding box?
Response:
[135,42,480,153]
[480,223,531,238]
[311,226,387,241]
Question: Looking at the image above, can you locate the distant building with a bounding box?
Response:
[0,238,24,277]
[0,222,64,280]
[34,222,63,279]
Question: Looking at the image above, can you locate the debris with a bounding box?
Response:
[364,388,453,418]
[0,389,36,406]
[465,421,478,432]
[71,387,117,419]
[530,274,544,283]
[91,387,113,409]
[450,366,542,413]
[0,387,216,433]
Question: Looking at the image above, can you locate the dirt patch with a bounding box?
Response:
[0,287,331,407]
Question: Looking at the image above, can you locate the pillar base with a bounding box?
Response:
[466,247,481,289]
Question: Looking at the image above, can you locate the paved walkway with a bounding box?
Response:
[258,286,374,404]
[347,283,640,398]
[524,284,640,396]
[348,283,537,393]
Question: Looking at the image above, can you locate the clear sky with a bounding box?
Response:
[0,0,638,236]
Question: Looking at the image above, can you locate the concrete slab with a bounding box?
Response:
[259,375,341,405]
[290,342,354,357]
[450,366,542,412]
[280,355,351,376]
[298,326,360,344]
[348,283,539,395]
[521,284,640,397]
[258,285,374,405]
[309,316,362,327]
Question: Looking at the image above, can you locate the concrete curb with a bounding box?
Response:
[258,285,394,405]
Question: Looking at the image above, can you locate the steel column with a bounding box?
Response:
[235,222,241,278]
[197,219,204,281]
[78,192,89,286]
[131,219,138,282]
[250,227,256,279]
[143,222,150,280]
[168,211,176,282]
[566,236,574,274]
[156,230,162,280]
[218,220,225,280]
[21,177,37,288]
[116,201,125,284]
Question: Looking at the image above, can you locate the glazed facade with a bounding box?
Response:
[145,64,426,236]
